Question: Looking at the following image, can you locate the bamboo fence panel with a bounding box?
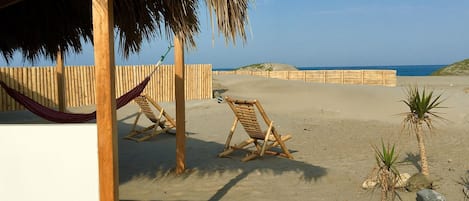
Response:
[65,66,72,107]
[1,69,5,111]
[324,70,342,84]
[305,70,326,83]
[51,67,57,107]
[9,68,17,110]
[0,64,212,112]
[288,71,306,81]
[1,68,8,111]
[9,68,15,110]
[12,68,20,110]
[269,71,289,80]
[67,66,76,107]
[0,68,5,111]
[20,68,31,104]
[363,70,385,86]
[213,69,396,87]
[383,71,397,87]
[37,68,43,104]
[342,70,362,85]
[205,65,213,98]
[38,68,45,107]
[185,66,192,100]
[251,71,269,77]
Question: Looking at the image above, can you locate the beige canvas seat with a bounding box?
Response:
[218,96,293,162]
[124,94,176,142]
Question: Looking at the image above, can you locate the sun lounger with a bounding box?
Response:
[124,94,176,142]
[218,96,293,162]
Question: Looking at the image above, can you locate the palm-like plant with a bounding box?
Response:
[372,141,401,201]
[402,86,445,176]
[457,172,469,200]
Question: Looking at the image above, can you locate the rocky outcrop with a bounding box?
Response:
[236,63,298,71]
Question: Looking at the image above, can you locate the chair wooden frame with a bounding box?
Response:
[124,94,176,142]
[218,96,293,162]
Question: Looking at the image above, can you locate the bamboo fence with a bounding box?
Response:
[0,64,212,112]
[213,70,397,87]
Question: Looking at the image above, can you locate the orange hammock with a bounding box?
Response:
[0,77,150,123]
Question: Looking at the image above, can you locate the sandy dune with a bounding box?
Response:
[2,75,469,200]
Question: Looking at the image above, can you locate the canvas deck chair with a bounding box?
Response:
[218,96,293,162]
[124,94,176,142]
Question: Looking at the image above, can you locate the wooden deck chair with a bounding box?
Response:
[218,96,293,162]
[124,94,176,142]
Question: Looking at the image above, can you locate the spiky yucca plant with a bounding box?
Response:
[402,86,445,176]
[372,141,401,201]
[457,173,469,200]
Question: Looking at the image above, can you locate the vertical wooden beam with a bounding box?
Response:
[92,0,118,200]
[56,49,66,112]
[174,35,186,174]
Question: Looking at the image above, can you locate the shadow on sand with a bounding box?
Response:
[117,112,327,200]
[402,152,422,172]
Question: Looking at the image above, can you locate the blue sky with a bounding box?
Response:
[2,0,469,69]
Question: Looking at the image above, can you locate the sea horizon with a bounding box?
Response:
[213,64,446,76]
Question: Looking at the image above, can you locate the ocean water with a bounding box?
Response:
[214,65,446,76]
[297,65,445,76]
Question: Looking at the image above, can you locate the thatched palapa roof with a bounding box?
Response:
[0,0,250,63]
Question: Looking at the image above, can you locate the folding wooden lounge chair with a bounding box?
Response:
[218,96,293,162]
[124,94,176,142]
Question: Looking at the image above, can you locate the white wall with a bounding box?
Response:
[0,124,99,201]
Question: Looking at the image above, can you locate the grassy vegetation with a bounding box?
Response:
[372,141,401,201]
[432,59,469,75]
[236,63,273,71]
[237,63,263,70]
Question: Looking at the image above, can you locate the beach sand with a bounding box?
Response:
[2,75,469,200]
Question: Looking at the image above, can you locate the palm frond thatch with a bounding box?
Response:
[0,0,250,63]
[205,0,249,45]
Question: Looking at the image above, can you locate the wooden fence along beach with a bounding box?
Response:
[0,64,213,111]
[0,65,396,112]
[213,70,396,87]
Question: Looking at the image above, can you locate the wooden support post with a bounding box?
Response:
[56,49,66,112]
[382,71,385,86]
[361,70,365,85]
[323,71,326,83]
[174,35,186,174]
[92,0,119,200]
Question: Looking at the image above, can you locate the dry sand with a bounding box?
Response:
[2,75,469,200]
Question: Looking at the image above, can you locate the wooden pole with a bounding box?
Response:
[174,35,186,174]
[92,0,119,200]
[56,49,66,112]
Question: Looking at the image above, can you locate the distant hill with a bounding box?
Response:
[236,63,298,71]
[432,59,469,76]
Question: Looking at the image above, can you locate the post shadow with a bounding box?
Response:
[402,152,422,172]
[117,115,327,200]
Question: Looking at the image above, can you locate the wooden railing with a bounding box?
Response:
[0,64,212,112]
[213,70,396,87]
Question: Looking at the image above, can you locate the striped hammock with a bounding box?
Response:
[0,76,150,123]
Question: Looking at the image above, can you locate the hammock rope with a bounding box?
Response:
[0,45,173,123]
